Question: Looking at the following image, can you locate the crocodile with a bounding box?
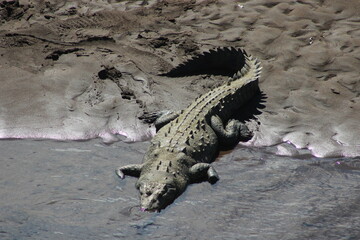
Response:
[116,47,261,212]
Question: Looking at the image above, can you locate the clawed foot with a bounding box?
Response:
[189,163,219,184]
[239,123,252,141]
[115,164,143,179]
[138,110,180,131]
[207,166,219,184]
[115,168,125,179]
[138,111,164,124]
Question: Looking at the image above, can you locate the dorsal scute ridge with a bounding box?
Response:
[229,51,261,83]
[163,47,247,78]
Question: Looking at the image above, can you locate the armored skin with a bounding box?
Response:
[116,48,261,211]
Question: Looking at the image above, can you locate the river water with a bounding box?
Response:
[1,139,359,240]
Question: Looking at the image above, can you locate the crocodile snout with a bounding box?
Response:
[140,196,161,212]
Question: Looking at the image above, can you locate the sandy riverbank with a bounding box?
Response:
[0,0,359,157]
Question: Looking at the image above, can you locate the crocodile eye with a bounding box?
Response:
[161,185,176,198]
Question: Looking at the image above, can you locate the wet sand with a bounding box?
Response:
[0,0,360,239]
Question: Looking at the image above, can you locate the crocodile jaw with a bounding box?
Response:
[137,181,178,212]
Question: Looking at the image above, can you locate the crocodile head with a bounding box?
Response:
[135,149,190,211]
[136,180,178,212]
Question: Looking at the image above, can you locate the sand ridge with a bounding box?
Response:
[0,0,359,157]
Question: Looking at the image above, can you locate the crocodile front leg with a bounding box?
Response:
[154,111,180,131]
[116,164,143,179]
[139,110,179,131]
[210,115,252,148]
[189,163,219,184]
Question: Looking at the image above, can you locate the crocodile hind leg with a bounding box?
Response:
[116,164,143,179]
[189,163,219,184]
[210,115,252,148]
[139,110,179,131]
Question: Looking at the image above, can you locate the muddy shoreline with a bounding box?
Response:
[0,0,359,157]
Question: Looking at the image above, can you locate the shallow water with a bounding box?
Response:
[1,139,359,240]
